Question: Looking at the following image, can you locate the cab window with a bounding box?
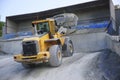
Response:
[37,22,49,34]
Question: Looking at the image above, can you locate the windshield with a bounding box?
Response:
[37,22,49,34]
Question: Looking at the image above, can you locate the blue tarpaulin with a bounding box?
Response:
[76,21,109,30]
[3,31,33,39]
[3,33,16,39]
[17,31,33,36]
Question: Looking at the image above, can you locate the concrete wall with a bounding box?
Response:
[0,32,107,54]
[115,9,120,26]
[70,32,107,53]
[115,8,120,34]
[18,21,33,32]
[0,32,120,56]
[6,20,33,34]
[106,35,120,56]
[0,39,23,54]
[75,6,110,25]
[109,0,116,30]
[6,19,18,33]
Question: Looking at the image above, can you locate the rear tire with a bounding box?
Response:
[62,39,74,57]
[49,45,62,67]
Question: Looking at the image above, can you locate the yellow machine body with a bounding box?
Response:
[14,19,65,64]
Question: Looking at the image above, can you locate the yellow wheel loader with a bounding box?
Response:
[14,18,75,68]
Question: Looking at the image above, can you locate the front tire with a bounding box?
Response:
[49,45,62,67]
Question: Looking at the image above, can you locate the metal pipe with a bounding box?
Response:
[34,24,38,36]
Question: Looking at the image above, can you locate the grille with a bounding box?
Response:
[22,41,37,56]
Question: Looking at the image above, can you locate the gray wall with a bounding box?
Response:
[70,32,107,53]
[109,0,116,30]
[6,20,33,34]
[18,21,33,32]
[0,39,22,54]
[6,19,18,33]
[106,34,120,56]
[1,32,120,56]
[115,8,120,33]
[0,32,107,54]
[75,6,110,25]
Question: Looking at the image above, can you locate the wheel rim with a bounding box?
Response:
[69,44,73,53]
[57,51,62,61]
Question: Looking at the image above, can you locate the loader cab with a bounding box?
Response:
[37,22,49,34]
[32,19,56,36]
